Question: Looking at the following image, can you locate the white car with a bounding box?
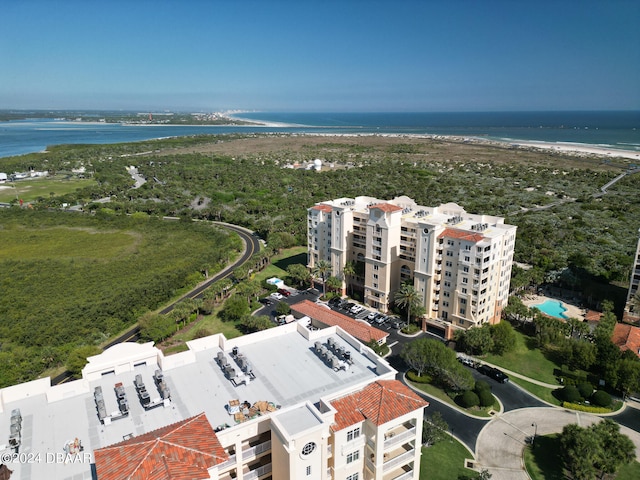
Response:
[350,305,364,314]
[366,312,378,321]
[270,292,284,300]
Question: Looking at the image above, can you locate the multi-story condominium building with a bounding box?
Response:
[308,196,517,338]
[0,318,427,480]
[624,228,640,322]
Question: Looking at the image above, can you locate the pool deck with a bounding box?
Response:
[522,293,585,321]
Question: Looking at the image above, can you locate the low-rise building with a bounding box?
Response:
[0,319,427,480]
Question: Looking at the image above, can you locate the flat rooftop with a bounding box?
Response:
[0,322,392,479]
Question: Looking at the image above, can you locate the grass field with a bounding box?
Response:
[0,176,95,202]
[483,330,560,384]
[0,226,140,260]
[420,439,476,480]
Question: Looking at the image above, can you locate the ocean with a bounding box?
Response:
[1,111,638,159]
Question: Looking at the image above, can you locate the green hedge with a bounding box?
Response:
[562,402,611,414]
[406,371,432,384]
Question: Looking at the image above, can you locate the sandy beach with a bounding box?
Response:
[508,140,640,161]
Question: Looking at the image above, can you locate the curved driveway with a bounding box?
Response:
[475,407,640,480]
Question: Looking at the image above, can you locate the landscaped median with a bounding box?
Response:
[406,373,500,418]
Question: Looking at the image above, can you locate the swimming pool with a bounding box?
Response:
[532,299,568,319]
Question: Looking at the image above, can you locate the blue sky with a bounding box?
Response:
[1,0,639,112]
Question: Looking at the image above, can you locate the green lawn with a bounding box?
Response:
[165,246,309,348]
[483,330,559,384]
[420,439,476,480]
[509,376,562,405]
[253,246,307,285]
[0,176,95,202]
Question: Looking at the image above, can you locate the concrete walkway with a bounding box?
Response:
[474,407,640,480]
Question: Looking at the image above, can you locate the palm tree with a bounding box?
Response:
[325,276,342,295]
[343,261,356,297]
[313,259,332,293]
[394,283,421,325]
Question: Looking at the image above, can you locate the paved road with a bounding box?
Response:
[475,407,640,480]
[51,221,259,385]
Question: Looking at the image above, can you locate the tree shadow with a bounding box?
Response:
[273,252,307,272]
[527,435,568,480]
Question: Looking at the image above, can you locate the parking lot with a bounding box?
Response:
[325,297,407,331]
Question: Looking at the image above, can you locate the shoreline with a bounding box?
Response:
[2,119,639,161]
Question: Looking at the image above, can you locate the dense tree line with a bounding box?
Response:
[0,209,241,387]
[8,135,636,294]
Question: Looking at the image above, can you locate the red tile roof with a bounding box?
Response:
[584,310,603,322]
[312,204,333,213]
[291,300,388,343]
[369,203,403,213]
[330,380,428,431]
[94,413,227,480]
[611,323,640,357]
[438,228,484,243]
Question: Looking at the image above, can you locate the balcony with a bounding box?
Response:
[383,465,415,480]
[384,424,417,449]
[242,440,271,460]
[243,462,272,480]
[383,445,415,472]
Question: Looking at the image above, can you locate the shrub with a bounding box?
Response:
[474,380,491,393]
[458,390,480,408]
[558,385,581,403]
[477,389,495,407]
[401,324,420,334]
[591,390,612,407]
[406,371,432,384]
[562,402,611,413]
[576,382,593,399]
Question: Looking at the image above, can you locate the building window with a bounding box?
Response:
[347,474,359,480]
[301,442,316,456]
[460,308,466,315]
[445,261,452,267]
[347,451,360,463]
[373,265,379,271]
[461,288,467,294]
[347,427,361,442]
[306,466,311,476]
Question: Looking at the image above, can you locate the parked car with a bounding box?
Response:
[350,305,364,314]
[477,365,509,383]
[366,311,378,322]
[489,368,509,383]
[391,319,404,329]
[328,297,342,306]
[277,288,291,297]
[374,314,388,325]
[270,292,284,300]
[343,302,355,311]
